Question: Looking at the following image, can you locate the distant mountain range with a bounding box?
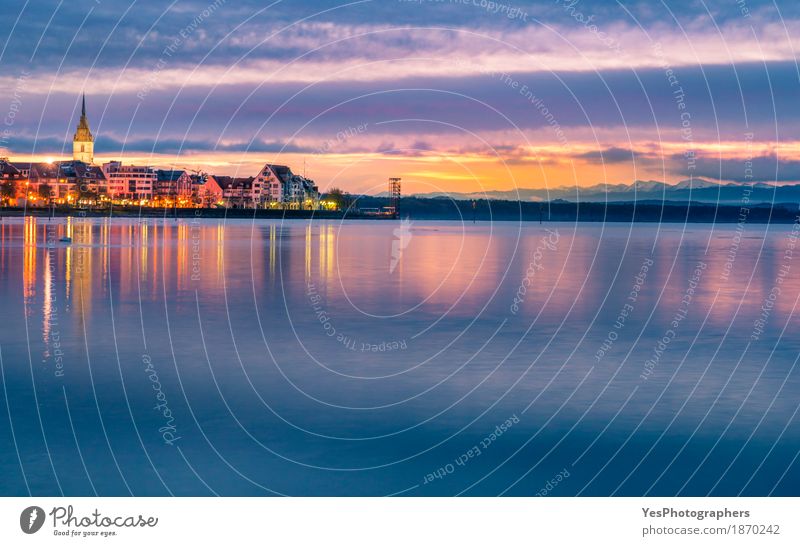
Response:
[406,179,800,205]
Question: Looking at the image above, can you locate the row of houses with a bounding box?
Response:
[0,158,321,209]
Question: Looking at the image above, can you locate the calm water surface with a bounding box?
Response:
[0,217,798,496]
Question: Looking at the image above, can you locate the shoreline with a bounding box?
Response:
[1,199,799,223]
[0,207,362,220]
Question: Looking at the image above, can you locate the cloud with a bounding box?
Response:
[4,134,314,155]
[5,7,800,92]
[671,153,800,183]
[6,60,800,150]
[578,146,647,164]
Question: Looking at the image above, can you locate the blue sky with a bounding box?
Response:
[2,0,799,192]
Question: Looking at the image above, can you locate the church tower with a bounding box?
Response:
[72,94,94,164]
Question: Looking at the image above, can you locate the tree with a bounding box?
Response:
[324,187,351,211]
[38,183,53,204]
[76,182,98,206]
[0,179,17,206]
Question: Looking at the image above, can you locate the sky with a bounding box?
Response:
[2,0,800,195]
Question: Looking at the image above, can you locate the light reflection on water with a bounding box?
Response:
[0,217,798,496]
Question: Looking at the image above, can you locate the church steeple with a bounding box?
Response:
[73,93,94,163]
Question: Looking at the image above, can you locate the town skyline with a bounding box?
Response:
[1,94,322,210]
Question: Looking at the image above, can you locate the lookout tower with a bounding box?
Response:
[389,177,401,218]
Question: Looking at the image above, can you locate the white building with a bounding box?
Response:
[257,164,319,209]
[102,161,156,199]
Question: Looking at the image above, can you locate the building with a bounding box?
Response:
[286,172,320,209]
[102,161,156,200]
[2,95,106,205]
[257,164,319,209]
[0,159,23,181]
[155,169,193,201]
[197,175,224,206]
[6,160,106,203]
[0,159,24,205]
[56,162,106,201]
[257,164,288,203]
[213,176,258,208]
[73,94,94,164]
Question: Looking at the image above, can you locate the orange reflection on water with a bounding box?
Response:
[217,223,225,285]
[42,234,52,343]
[269,224,276,280]
[305,224,311,280]
[319,224,335,282]
[65,218,72,302]
[5,219,800,343]
[23,216,37,303]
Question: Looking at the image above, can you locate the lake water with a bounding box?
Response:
[0,216,798,496]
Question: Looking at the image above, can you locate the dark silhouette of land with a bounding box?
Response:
[350,196,800,223]
[2,197,798,223]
